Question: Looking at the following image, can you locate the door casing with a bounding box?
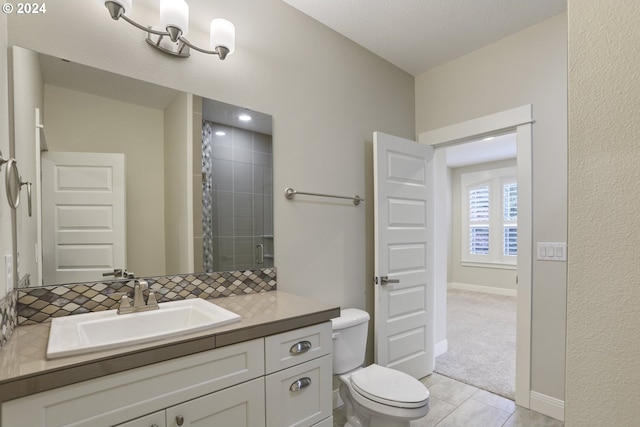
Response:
[419,104,533,407]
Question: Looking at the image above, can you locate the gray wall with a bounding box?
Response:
[566,1,640,424]
[415,14,568,403]
[0,15,11,294]
[4,0,414,313]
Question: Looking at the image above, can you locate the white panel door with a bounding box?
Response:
[373,131,434,379]
[41,152,126,284]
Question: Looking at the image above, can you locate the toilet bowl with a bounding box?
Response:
[332,308,430,427]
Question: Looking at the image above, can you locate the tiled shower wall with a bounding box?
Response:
[202,121,274,272]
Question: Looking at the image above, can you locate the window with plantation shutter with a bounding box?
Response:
[461,167,517,267]
[503,181,518,257]
[469,185,490,255]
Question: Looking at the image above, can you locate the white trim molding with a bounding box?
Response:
[530,391,565,422]
[421,104,533,146]
[419,104,533,409]
[449,282,517,297]
[434,339,448,357]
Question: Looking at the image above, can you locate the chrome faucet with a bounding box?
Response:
[117,279,159,314]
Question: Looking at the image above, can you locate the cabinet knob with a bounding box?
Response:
[176,415,184,426]
[289,340,312,354]
[289,376,312,392]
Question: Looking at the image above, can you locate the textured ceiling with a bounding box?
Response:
[282,0,567,76]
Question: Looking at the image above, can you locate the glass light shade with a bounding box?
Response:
[108,0,132,14]
[159,0,189,36]
[210,18,235,55]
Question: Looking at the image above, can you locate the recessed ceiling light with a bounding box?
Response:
[238,113,252,121]
[215,131,226,136]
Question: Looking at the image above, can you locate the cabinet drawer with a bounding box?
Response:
[265,322,332,373]
[265,354,332,427]
[115,410,166,427]
[2,339,264,427]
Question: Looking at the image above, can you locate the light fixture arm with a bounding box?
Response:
[119,13,168,37]
[104,1,234,60]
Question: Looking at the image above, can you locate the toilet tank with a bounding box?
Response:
[331,308,370,374]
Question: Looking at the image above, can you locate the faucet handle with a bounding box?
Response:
[147,291,159,309]
[117,294,132,314]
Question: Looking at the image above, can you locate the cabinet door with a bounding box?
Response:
[166,378,265,427]
[115,411,166,427]
[266,355,332,427]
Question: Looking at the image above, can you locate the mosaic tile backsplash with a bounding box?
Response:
[17,268,276,325]
[0,291,17,347]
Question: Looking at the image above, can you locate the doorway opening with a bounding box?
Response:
[419,104,533,408]
[434,132,518,400]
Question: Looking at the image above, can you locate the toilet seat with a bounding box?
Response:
[349,364,429,409]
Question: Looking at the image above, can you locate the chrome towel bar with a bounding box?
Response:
[284,187,363,206]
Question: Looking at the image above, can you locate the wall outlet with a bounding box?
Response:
[5,254,13,292]
[537,242,567,261]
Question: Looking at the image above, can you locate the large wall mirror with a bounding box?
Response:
[10,46,274,288]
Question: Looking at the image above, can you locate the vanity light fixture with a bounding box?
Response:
[104,0,235,60]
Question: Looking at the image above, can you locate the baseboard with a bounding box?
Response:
[448,282,517,297]
[435,339,448,357]
[333,388,343,409]
[530,391,564,422]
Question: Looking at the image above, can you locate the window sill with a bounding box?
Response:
[460,261,517,270]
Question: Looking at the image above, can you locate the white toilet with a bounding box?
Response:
[331,308,430,427]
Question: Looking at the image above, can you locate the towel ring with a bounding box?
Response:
[0,151,30,214]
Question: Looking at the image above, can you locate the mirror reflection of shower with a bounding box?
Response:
[201,100,273,272]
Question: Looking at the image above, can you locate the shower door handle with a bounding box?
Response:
[256,244,264,265]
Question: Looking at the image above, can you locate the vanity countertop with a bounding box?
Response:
[0,290,340,404]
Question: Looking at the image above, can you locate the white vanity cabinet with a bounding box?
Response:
[265,322,333,427]
[118,377,265,427]
[1,322,334,427]
[2,338,265,427]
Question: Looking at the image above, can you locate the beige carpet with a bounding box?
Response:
[435,288,517,400]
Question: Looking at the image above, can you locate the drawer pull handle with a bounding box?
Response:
[290,377,312,392]
[176,415,184,426]
[290,340,312,354]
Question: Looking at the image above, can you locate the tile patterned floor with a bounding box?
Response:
[333,373,564,427]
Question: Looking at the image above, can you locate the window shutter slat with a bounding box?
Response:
[469,186,490,222]
[470,226,490,255]
[503,227,518,256]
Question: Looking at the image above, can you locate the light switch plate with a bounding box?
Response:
[537,242,567,261]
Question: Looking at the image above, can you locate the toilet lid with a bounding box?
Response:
[350,365,429,409]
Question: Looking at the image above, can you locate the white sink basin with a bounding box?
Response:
[46,299,241,359]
